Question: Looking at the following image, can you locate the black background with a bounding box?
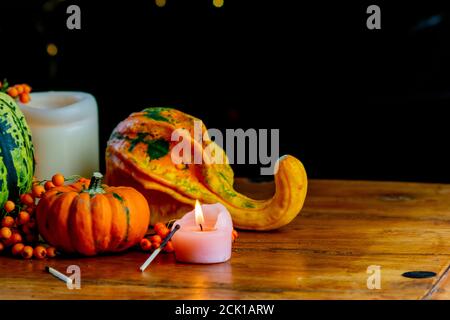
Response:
[0,300,441,319]
[1,0,450,182]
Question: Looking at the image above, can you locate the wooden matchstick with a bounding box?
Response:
[45,266,73,285]
[140,224,180,272]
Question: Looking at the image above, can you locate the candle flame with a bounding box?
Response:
[194,200,205,228]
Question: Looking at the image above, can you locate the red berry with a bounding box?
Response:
[150,235,162,243]
[10,232,22,244]
[32,185,45,198]
[20,194,34,206]
[44,181,55,191]
[33,246,47,259]
[52,174,65,187]
[163,241,174,253]
[11,243,24,256]
[7,87,18,98]
[46,247,57,258]
[140,238,152,251]
[15,85,24,94]
[152,242,160,250]
[0,227,12,239]
[18,211,30,225]
[3,200,15,213]
[157,227,170,239]
[1,216,15,228]
[153,222,165,233]
[23,84,31,94]
[21,246,33,259]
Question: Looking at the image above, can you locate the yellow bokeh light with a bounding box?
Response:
[213,0,224,8]
[46,43,58,56]
[155,0,166,7]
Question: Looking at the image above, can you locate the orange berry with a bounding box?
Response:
[21,246,33,259]
[19,93,30,104]
[152,241,160,250]
[20,193,34,206]
[26,206,34,214]
[150,235,162,243]
[0,227,12,239]
[157,227,170,239]
[232,229,238,241]
[23,84,31,93]
[1,216,15,228]
[52,173,65,187]
[15,85,24,94]
[33,245,47,259]
[46,247,57,258]
[18,211,30,225]
[153,222,165,233]
[32,185,45,198]
[78,177,89,184]
[7,87,18,98]
[3,200,15,213]
[10,232,22,244]
[78,179,90,190]
[44,181,55,191]
[163,241,174,253]
[0,241,4,253]
[140,238,152,251]
[11,243,24,256]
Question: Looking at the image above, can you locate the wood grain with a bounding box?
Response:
[2,179,450,299]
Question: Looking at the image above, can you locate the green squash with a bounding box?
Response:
[0,92,35,209]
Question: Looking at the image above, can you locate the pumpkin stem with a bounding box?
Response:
[88,172,105,194]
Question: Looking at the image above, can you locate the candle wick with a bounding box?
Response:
[199,224,203,231]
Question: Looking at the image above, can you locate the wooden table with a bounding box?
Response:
[2,179,450,300]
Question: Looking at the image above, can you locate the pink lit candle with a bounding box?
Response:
[171,200,233,264]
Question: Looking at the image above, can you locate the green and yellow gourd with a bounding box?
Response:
[0,92,35,209]
[106,107,307,231]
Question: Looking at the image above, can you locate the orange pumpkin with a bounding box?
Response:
[36,172,150,256]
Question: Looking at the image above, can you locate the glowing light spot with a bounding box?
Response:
[155,0,166,7]
[46,43,58,56]
[194,200,205,228]
[213,0,224,8]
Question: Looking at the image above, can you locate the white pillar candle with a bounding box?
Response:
[19,91,99,180]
